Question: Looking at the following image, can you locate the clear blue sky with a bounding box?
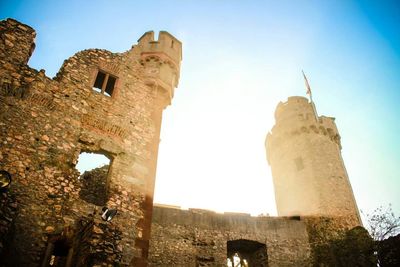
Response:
[1,0,399,218]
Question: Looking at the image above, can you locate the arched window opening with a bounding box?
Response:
[227,239,268,267]
[76,152,111,206]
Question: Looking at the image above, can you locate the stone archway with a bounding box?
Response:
[227,239,268,267]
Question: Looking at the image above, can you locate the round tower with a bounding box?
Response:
[266,96,361,223]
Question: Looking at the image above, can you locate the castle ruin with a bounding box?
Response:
[0,19,369,267]
[0,18,181,266]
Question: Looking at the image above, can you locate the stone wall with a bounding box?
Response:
[79,165,109,207]
[302,215,365,265]
[0,18,181,266]
[149,205,311,266]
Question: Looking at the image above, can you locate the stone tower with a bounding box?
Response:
[0,18,181,266]
[265,96,360,223]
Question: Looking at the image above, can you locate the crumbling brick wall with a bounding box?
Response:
[0,18,181,267]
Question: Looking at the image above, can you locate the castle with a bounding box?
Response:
[0,19,367,266]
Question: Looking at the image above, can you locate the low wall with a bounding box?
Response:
[149,205,311,266]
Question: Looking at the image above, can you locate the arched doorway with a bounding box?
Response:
[227,239,268,266]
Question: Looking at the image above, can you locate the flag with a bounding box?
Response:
[302,70,312,96]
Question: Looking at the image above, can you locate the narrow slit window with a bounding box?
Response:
[92,70,117,97]
[294,157,304,171]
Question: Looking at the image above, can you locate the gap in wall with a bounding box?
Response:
[76,152,111,206]
[76,152,110,175]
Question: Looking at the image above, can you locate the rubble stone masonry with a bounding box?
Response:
[149,205,311,266]
[0,18,181,266]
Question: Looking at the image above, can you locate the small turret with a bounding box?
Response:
[137,31,182,106]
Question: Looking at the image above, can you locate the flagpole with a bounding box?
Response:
[311,97,319,123]
[302,70,319,122]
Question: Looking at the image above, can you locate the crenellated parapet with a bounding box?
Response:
[266,97,341,163]
[136,31,182,106]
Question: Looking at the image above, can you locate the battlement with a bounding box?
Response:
[274,96,313,122]
[274,96,339,128]
[137,31,182,68]
[136,31,182,105]
[269,96,340,138]
[266,96,342,164]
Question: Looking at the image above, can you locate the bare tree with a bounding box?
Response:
[363,204,400,241]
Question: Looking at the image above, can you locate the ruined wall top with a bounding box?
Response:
[0,18,36,65]
[0,18,182,106]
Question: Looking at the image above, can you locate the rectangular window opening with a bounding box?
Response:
[93,71,106,90]
[92,70,117,98]
[105,76,116,97]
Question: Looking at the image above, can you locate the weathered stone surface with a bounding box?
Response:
[0,18,182,267]
[79,165,109,206]
[148,205,312,266]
